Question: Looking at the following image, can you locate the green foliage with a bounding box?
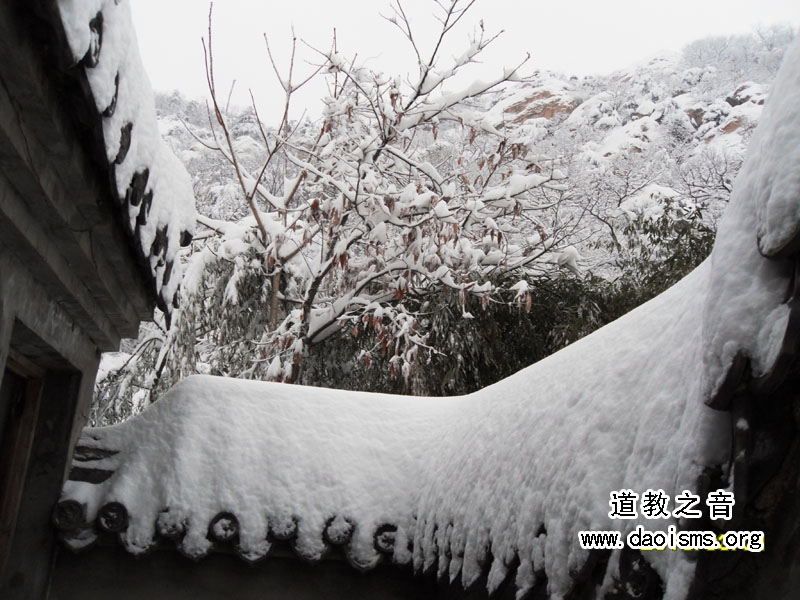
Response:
[90,326,164,426]
[609,197,715,310]
[300,198,714,397]
[91,186,714,423]
[298,273,633,397]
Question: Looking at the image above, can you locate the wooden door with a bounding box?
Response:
[0,351,44,578]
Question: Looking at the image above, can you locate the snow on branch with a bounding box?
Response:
[176,0,576,385]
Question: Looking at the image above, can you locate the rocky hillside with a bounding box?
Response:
[156,28,793,275]
[488,54,767,166]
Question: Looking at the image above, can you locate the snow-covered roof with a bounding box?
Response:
[53,42,800,599]
[54,0,196,315]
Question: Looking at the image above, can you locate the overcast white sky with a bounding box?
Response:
[131,0,799,120]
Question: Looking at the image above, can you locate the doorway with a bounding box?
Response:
[0,350,45,577]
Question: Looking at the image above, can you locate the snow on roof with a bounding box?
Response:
[56,0,196,314]
[53,41,800,600]
[701,39,800,402]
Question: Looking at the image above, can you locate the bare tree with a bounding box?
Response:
[184,0,582,383]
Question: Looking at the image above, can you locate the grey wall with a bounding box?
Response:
[51,547,443,600]
[0,246,98,464]
[0,249,98,600]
